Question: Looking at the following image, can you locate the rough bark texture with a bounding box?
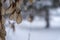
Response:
[0,0,6,40]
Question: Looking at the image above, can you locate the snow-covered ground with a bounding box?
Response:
[5,26,60,40]
[30,29,60,40]
[5,15,60,40]
[49,7,60,27]
[5,26,29,40]
[50,16,60,28]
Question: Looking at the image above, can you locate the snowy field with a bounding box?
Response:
[49,7,60,28]
[5,26,60,40]
[5,15,60,40]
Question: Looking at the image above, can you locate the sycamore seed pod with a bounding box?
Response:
[9,11,17,20]
[2,16,5,24]
[9,14,14,20]
[16,13,22,24]
[1,7,6,15]
[6,2,16,14]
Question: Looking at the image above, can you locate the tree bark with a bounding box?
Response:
[45,8,49,28]
[46,9,49,28]
[44,6,49,28]
[0,0,6,40]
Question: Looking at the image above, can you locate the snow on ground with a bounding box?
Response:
[30,29,60,40]
[5,26,29,40]
[5,25,60,40]
[5,15,60,40]
[50,16,60,28]
[19,16,46,28]
[49,7,60,27]
[5,7,60,40]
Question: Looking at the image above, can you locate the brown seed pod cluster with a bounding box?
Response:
[9,10,17,20]
[1,0,34,23]
[2,16,5,24]
[6,0,22,32]
[6,2,16,14]
[0,0,23,38]
[0,0,33,40]
[16,12,22,24]
[3,0,23,24]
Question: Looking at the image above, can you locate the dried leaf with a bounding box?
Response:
[1,7,5,15]
[6,4,16,14]
[16,0,23,9]
[2,16,5,24]
[9,11,17,20]
[16,14,22,24]
[9,14,14,20]
[16,2,21,9]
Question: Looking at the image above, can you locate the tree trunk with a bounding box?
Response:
[44,6,49,28]
[0,0,6,40]
[46,9,49,28]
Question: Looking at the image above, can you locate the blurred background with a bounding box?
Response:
[2,0,60,40]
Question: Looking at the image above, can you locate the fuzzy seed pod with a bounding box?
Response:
[16,14,22,24]
[9,11,17,20]
[1,7,6,15]
[6,3,16,14]
[2,16,5,24]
